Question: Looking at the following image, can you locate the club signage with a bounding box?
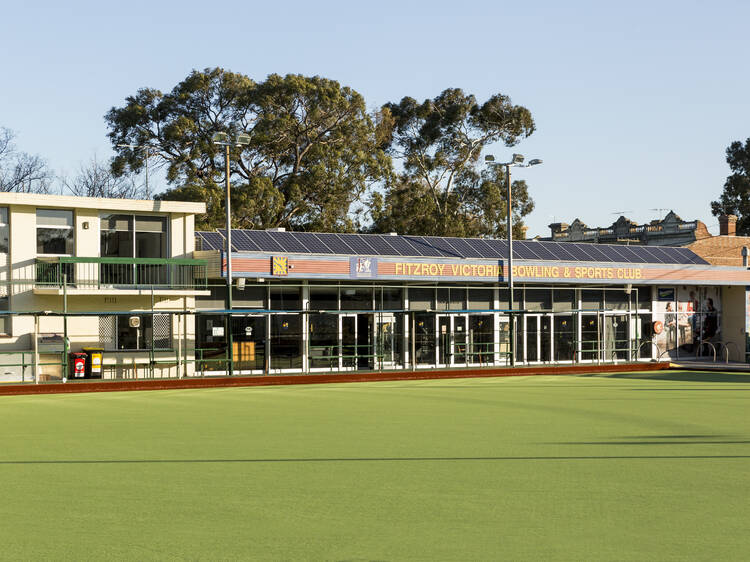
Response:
[392,261,643,280]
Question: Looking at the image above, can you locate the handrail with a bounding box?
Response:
[637,340,659,360]
[695,341,717,362]
[38,256,207,266]
[657,349,672,361]
[717,341,740,363]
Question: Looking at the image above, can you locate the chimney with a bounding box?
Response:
[719,214,737,236]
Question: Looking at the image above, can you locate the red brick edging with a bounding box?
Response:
[0,362,670,396]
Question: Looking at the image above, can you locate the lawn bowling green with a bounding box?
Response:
[1,370,748,560]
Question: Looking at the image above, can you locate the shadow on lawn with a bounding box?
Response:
[583,370,750,384]
[1,454,749,465]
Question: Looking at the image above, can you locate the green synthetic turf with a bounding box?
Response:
[1,370,749,561]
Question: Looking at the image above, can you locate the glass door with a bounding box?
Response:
[526,315,539,362]
[375,313,397,369]
[581,314,600,361]
[453,316,467,365]
[341,315,357,368]
[231,315,266,372]
[438,315,451,365]
[604,313,630,361]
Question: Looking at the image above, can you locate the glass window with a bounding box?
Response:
[37,209,74,255]
[378,287,402,310]
[498,288,521,311]
[605,290,630,311]
[309,286,339,310]
[0,291,8,335]
[581,290,603,310]
[468,289,493,310]
[408,287,434,311]
[0,207,8,253]
[553,289,576,312]
[637,286,652,311]
[437,287,466,311]
[341,286,373,310]
[271,287,300,311]
[525,289,552,311]
[100,214,167,259]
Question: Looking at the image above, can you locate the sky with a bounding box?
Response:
[2,0,749,237]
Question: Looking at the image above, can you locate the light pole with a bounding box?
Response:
[117,144,154,198]
[485,153,543,367]
[212,132,251,376]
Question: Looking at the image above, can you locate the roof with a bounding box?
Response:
[196,229,709,266]
[0,192,206,214]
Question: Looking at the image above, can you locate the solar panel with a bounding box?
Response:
[544,242,580,262]
[230,230,262,252]
[196,231,224,251]
[337,234,378,255]
[581,243,617,262]
[471,239,504,258]
[377,235,422,256]
[481,238,509,259]
[403,236,445,257]
[360,234,401,256]
[259,230,308,253]
[513,242,543,260]
[299,232,337,254]
[428,237,471,258]
[521,241,558,261]
[610,245,649,264]
[200,229,710,266]
[313,232,355,254]
[447,238,487,258]
[637,245,668,264]
[243,230,287,252]
[651,246,685,264]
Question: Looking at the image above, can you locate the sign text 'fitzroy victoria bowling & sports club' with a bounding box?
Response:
[393,262,643,280]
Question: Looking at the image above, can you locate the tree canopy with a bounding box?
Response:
[106,68,390,231]
[0,127,53,193]
[368,89,535,237]
[711,138,750,235]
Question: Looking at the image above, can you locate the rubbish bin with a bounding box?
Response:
[69,352,87,379]
[82,347,104,379]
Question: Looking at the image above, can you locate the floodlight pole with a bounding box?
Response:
[485,154,543,368]
[505,162,515,367]
[213,132,251,377]
[224,143,233,377]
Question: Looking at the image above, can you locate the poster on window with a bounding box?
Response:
[654,286,721,357]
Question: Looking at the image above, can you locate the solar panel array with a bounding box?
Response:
[196,229,709,265]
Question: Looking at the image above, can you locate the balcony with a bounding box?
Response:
[34,257,209,296]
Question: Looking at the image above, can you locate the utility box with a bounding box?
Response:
[69,352,87,379]
[82,347,104,379]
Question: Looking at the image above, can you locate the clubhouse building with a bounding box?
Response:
[193,229,750,374]
[1,190,749,383]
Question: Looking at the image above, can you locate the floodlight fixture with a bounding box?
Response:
[511,153,524,165]
[212,132,228,143]
[528,159,543,166]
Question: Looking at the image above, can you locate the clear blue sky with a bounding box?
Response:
[2,0,749,237]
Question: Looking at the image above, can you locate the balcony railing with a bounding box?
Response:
[35,257,207,291]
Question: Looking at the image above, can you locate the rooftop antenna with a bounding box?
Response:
[611,210,633,216]
[650,208,668,220]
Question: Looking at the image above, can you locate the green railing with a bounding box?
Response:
[35,257,207,290]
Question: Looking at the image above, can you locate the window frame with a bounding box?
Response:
[99,213,170,259]
[36,208,75,257]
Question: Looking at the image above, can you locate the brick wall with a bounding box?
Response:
[687,235,750,267]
